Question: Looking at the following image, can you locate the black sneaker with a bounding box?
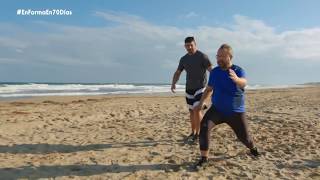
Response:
[195,157,209,168]
[250,147,260,157]
[192,134,199,143]
[185,133,194,142]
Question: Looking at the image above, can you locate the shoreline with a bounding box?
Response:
[0,84,317,103]
[0,92,185,103]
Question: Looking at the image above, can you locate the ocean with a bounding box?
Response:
[0,82,307,99]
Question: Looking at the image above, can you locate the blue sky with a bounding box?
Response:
[1,0,320,84]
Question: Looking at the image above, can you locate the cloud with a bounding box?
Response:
[0,12,319,84]
[281,28,320,60]
[184,12,199,18]
[232,15,275,34]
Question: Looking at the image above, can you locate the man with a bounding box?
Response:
[171,36,212,143]
[194,44,259,167]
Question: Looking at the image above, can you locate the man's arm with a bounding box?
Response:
[194,85,213,111]
[171,70,182,93]
[203,54,212,72]
[229,69,247,89]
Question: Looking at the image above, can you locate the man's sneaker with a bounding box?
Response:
[185,133,194,142]
[192,134,199,144]
[195,157,209,168]
[250,147,260,157]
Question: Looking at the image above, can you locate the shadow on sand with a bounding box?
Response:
[0,140,247,178]
[0,140,184,154]
[0,163,183,179]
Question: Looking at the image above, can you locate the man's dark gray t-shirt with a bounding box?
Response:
[178,50,212,90]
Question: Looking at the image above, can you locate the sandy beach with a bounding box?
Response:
[0,86,319,179]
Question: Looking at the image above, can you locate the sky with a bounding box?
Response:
[0,0,320,85]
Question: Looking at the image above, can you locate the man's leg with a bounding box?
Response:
[186,87,205,140]
[194,110,203,135]
[226,113,259,156]
[186,90,196,137]
[226,113,254,148]
[193,108,203,136]
[192,87,205,139]
[189,109,196,135]
[187,108,202,142]
[199,120,215,157]
[197,106,222,166]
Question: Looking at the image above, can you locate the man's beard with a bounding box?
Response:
[218,62,227,69]
[187,49,193,54]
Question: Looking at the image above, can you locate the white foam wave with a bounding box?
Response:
[246,84,306,90]
[0,83,185,98]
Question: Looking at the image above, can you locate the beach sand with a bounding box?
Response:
[0,86,319,179]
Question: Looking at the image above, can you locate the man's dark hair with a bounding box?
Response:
[185,36,195,43]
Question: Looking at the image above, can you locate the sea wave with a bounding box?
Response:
[0,83,185,98]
